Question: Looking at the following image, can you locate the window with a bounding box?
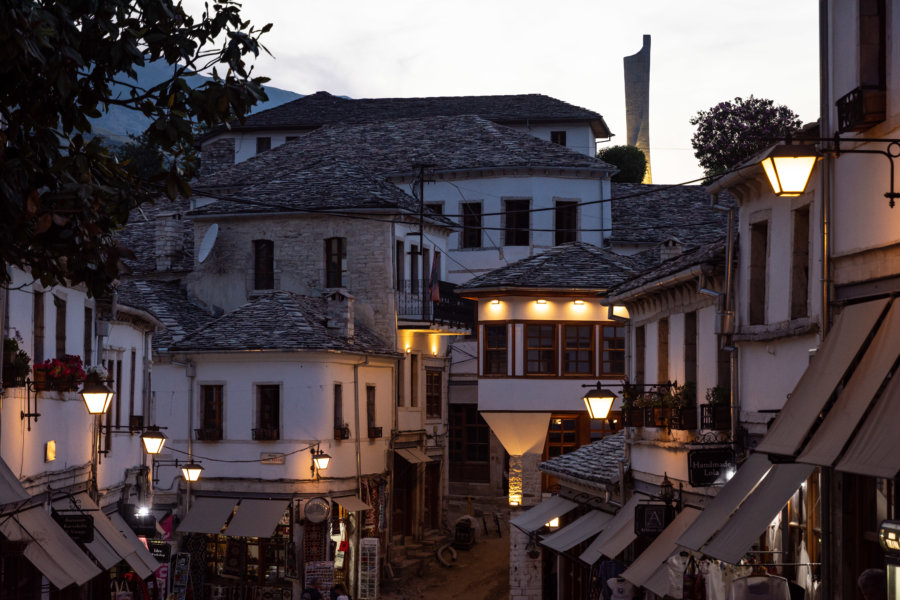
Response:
[791,206,810,320]
[526,324,556,375]
[550,131,567,146]
[483,325,508,375]
[426,368,442,419]
[256,384,280,439]
[449,404,490,482]
[461,203,482,249]
[684,312,697,386]
[602,324,626,376]
[657,318,669,383]
[334,383,343,430]
[256,137,271,154]
[395,240,405,291]
[33,291,44,364]
[54,296,66,358]
[545,415,580,458]
[366,385,376,432]
[563,325,593,375]
[749,221,769,325]
[200,385,224,440]
[504,199,530,246]
[253,239,274,290]
[422,248,430,291]
[555,201,577,245]
[424,202,443,215]
[634,325,645,385]
[129,349,136,422]
[410,244,419,294]
[83,306,93,365]
[325,237,346,288]
[410,355,419,407]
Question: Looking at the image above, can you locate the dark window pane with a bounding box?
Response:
[504,199,530,246]
[325,237,346,288]
[461,203,482,249]
[253,240,274,290]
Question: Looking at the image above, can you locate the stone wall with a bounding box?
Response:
[509,524,543,600]
[187,215,398,344]
[199,138,236,178]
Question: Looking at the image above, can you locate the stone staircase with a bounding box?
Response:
[387,529,454,580]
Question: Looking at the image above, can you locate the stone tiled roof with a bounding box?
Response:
[195,115,614,192]
[609,183,735,248]
[203,91,612,138]
[456,242,643,291]
[169,291,394,355]
[189,159,453,227]
[115,198,194,276]
[607,238,729,298]
[539,433,626,486]
[114,279,216,349]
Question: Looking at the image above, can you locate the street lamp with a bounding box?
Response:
[81,373,113,415]
[761,135,900,206]
[181,462,204,482]
[582,382,617,420]
[140,426,167,455]
[311,444,331,479]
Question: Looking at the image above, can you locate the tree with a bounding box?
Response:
[597,145,647,183]
[0,0,271,297]
[690,96,802,181]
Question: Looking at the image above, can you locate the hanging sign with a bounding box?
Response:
[634,503,673,536]
[688,448,735,487]
[54,513,94,543]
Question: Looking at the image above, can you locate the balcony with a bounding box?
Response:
[837,85,886,132]
[195,428,223,441]
[396,279,475,330]
[252,427,280,441]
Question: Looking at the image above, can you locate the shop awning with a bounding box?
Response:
[395,447,432,464]
[755,298,888,458]
[0,458,29,506]
[109,512,161,579]
[334,496,372,512]
[836,366,900,478]
[702,462,813,564]
[579,494,641,565]
[540,510,613,553]
[52,493,135,570]
[677,453,772,551]
[177,497,236,534]
[225,499,289,538]
[509,495,578,533]
[621,507,701,595]
[798,300,900,468]
[0,506,101,589]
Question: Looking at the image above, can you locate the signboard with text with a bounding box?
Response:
[54,514,94,543]
[688,448,735,487]
[634,503,673,536]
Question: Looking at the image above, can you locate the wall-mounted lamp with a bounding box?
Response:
[535,299,547,305]
[81,373,114,415]
[573,299,585,306]
[182,462,204,482]
[311,444,331,479]
[405,346,411,353]
[152,458,204,484]
[761,135,900,206]
[98,423,168,456]
[582,382,617,420]
[608,305,629,322]
[491,298,501,305]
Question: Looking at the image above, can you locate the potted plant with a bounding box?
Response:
[635,385,667,427]
[702,386,731,430]
[33,355,86,392]
[621,382,644,427]
[3,336,31,388]
[669,382,697,430]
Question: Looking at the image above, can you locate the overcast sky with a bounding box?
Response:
[192,1,820,184]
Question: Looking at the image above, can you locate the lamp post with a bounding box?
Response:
[581,382,618,420]
[81,371,113,502]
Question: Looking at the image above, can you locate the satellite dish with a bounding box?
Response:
[198,223,218,264]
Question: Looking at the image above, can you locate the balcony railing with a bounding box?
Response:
[252,427,280,441]
[396,279,475,330]
[195,428,223,441]
[837,85,886,132]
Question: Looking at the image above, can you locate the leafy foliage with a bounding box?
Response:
[690,96,802,181]
[0,0,271,297]
[597,145,647,183]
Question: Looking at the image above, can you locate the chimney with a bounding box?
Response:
[199,137,236,178]
[659,239,685,263]
[325,289,355,338]
[155,212,184,271]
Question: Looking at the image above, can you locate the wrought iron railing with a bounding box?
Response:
[837,85,886,132]
[396,279,475,330]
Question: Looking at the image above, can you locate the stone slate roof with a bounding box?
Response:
[539,433,626,486]
[456,242,643,292]
[202,90,612,139]
[115,198,194,276]
[609,183,735,249]
[114,280,216,349]
[169,291,394,355]
[607,238,729,298]
[195,115,614,192]
[189,158,453,227]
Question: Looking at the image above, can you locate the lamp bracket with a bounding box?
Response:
[20,380,42,431]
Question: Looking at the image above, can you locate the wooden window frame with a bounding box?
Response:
[554,201,578,245]
[525,323,556,375]
[563,324,594,376]
[504,199,530,247]
[425,368,442,419]
[601,323,626,376]
[256,384,280,438]
[461,203,482,249]
[200,385,224,440]
[482,324,508,376]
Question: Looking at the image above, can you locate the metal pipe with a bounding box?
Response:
[185,360,195,511]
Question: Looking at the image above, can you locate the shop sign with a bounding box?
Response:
[260,452,286,465]
[688,448,735,487]
[54,513,94,543]
[148,539,172,562]
[634,503,673,536]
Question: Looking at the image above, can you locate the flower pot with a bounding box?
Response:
[32,370,51,391]
[623,408,644,427]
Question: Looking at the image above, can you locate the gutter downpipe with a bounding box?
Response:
[723,205,740,439]
[818,2,833,598]
[352,357,368,600]
[185,360,196,512]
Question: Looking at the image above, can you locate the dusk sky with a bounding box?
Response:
[191,1,820,184]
